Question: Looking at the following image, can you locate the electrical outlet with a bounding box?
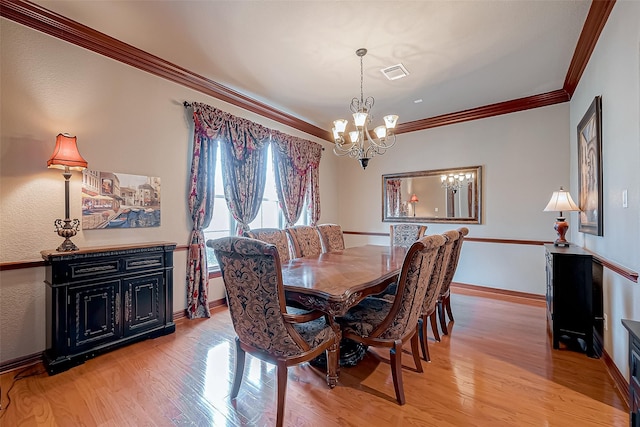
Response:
[603,313,608,331]
[623,189,628,208]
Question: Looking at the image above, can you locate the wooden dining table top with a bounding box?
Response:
[281,244,408,316]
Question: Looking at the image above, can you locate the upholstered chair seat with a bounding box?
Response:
[338,234,446,405]
[286,225,323,258]
[339,297,393,337]
[208,236,339,427]
[390,224,427,247]
[316,224,345,252]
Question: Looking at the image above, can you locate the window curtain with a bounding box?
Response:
[219,117,271,235]
[271,130,323,226]
[386,179,402,217]
[186,102,223,319]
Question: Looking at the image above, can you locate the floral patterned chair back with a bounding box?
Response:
[375,234,445,340]
[436,227,469,335]
[208,236,338,427]
[390,224,427,248]
[415,230,459,360]
[316,224,345,253]
[286,225,323,258]
[244,228,291,263]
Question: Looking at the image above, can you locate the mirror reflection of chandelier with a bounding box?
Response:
[332,48,399,170]
[441,172,474,192]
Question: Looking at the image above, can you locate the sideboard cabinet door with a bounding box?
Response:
[68,279,122,353]
[42,242,176,375]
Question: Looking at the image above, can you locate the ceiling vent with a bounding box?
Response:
[381,63,409,81]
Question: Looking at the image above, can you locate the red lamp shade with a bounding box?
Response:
[47,133,88,171]
[409,194,419,203]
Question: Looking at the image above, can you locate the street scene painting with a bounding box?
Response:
[82,170,161,230]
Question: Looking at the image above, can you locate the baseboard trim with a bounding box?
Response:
[598,334,630,408]
[173,298,227,321]
[0,352,42,375]
[451,282,546,304]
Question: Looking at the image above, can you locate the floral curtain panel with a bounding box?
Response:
[271,130,323,226]
[219,117,270,235]
[386,178,403,217]
[186,102,221,319]
[186,102,322,319]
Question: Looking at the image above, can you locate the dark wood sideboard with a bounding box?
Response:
[41,241,176,375]
[623,319,640,427]
[545,244,603,357]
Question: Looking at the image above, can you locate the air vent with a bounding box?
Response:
[381,63,409,81]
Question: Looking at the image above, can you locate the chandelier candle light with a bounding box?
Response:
[543,186,580,247]
[441,172,473,193]
[47,133,88,251]
[332,48,399,169]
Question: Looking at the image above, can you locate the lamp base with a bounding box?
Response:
[55,218,80,252]
[553,217,570,247]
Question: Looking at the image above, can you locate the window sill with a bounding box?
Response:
[208,269,222,279]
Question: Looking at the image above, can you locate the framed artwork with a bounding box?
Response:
[577,96,603,236]
[82,170,161,230]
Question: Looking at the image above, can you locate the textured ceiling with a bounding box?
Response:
[32,0,591,130]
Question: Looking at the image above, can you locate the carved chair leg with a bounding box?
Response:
[390,339,406,405]
[437,298,448,335]
[445,295,454,322]
[275,360,288,427]
[410,329,423,372]
[230,337,246,399]
[419,315,430,362]
[429,310,441,342]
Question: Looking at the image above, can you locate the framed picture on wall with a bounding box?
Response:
[577,95,603,236]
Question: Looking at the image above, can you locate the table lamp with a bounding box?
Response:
[47,133,88,251]
[543,186,580,247]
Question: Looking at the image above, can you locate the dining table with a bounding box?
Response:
[280,244,408,386]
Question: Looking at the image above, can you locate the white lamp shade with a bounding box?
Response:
[333,119,348,133]
[348,130,360,143]
[353,112,368,128]
[384,114,399,128]
[544,187,580,213]
[374,125,387,139]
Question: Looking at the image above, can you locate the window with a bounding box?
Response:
[204,144,308,270]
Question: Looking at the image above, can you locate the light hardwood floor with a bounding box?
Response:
[0,288,628,426]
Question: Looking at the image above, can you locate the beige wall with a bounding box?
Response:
[0,20,338,363]
[339,103,571,295]
[568,0,640,379]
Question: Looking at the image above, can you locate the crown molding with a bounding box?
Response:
[396,90,570,134]
[0,0,330,141]
[563,0,616,97]
[0,0,615,139]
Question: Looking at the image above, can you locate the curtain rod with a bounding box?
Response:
[182,101,324,150]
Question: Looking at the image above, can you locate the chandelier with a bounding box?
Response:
[332,48,399,170]
[441,172,473,193]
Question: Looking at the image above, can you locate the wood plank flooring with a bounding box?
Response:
[0,288,628,426]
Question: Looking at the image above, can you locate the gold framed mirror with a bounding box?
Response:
[382,166,482,224]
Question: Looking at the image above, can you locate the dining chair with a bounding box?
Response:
[316,223,345,253]
[338,234,446,405]
[243,227,291,263]
[286,225,323,258]
[390,223,427,247]
[418,230,459,361]
[208,236,339,427]
[437,227,469,335]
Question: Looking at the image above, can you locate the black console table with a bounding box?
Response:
[623,319,640,427]
[41,241,176,375]
[545,244,603,357]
